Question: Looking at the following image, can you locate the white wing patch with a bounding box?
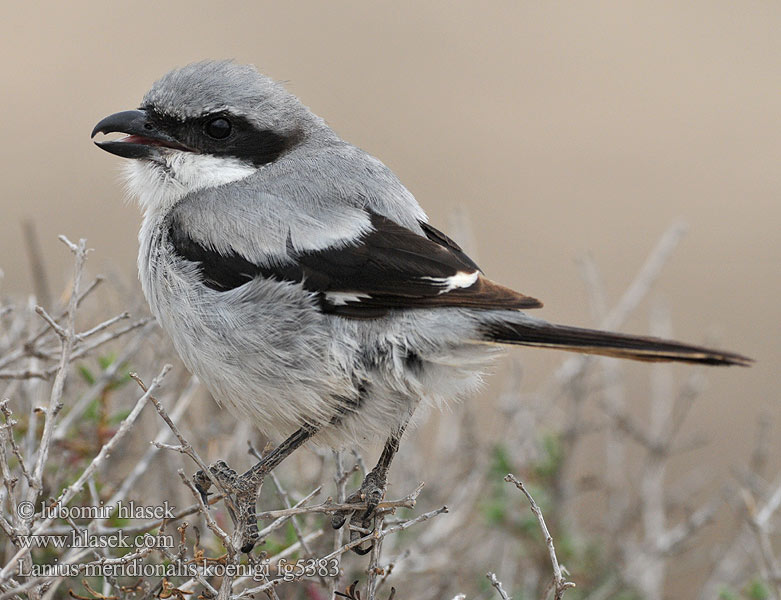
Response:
[421,270,479,294]
[325,292,372,306]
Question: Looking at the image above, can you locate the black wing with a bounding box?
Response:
[169,211,543,318]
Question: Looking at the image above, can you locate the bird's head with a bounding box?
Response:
[92,60,319,211]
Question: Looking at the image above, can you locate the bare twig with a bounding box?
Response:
[0,365,170,586]
[487,572,511,600]
[130,372,212,479]
[742,488,781,600]
[553,221,688,387]
[177,470,232,549]
[28,238,89,504]
[267,461,329,588]
[505,474,575,600]
[256,485,322,539]
[74,311,130,342]
[256,483,423,520]
[52,322,154,440]
[0,275,104,372]
[0,400,32,489]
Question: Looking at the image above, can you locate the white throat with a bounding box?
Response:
[123,151,256,213]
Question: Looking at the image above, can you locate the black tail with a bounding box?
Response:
[481,319,752,366]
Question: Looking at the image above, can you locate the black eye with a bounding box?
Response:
[205,117,231,139]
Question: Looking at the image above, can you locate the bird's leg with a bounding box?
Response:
[194,425,318,553]
[332,423,408,555]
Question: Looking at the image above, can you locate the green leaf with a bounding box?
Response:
[745,578,770,600]
[717,586,739,600]
[98,353,117,370]
[78,364,95,385]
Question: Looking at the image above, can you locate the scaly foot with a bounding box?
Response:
[331,470,387,555]
[193,460,262,553]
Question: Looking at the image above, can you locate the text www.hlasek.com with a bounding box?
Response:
[17,531,174,550]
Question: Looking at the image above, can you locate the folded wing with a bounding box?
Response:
[168,210,542,318]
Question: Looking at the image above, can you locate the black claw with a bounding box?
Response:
[332,488,364,531]
[349,512,376,555]
[351,541,373,555]
[363,492,382,520]
[194,470,213,506]
[241,540,256,554]
[331,513,348,530]
[197,488,212,506]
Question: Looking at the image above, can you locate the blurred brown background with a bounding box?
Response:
[1,0,778,594]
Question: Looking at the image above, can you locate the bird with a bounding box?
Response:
[92,60,751,553]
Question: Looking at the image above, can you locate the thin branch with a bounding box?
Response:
[742,488,781,600]
[52,323,153,441]
[27,237,89,523]
[75,311,130,342]
[487,572,511,600]
[553,220,688,387]
[256,482,423,520]
[0,400,32,488]
[177,470,232,550]
[505,474,575,600]
[103,375,199,510]
[0,275,104,372]
[267,465,329,588]
[0,365,170,586]
[131,372,212,478]
[256,485,322,539]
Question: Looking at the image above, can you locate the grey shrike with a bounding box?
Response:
[92,60,751,553]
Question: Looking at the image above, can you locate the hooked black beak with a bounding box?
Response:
[91,109,190,158]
